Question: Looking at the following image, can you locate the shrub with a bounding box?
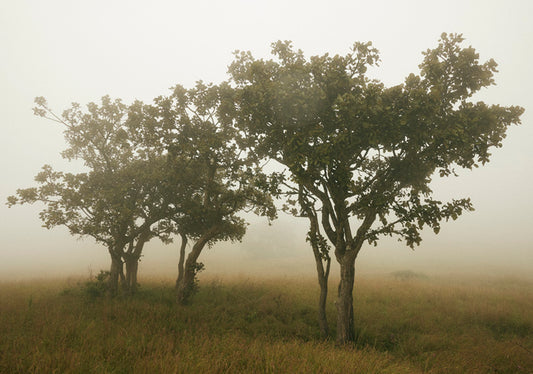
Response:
[84,270,110,298]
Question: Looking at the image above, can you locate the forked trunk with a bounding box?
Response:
[176,243,202,305]
[176,240,205,304]
[336,256,356,344]
[176,226,218,305]
[123,230,151,295]
[335,213,375,344]
[176,258,197,305]
[124,255,139,295]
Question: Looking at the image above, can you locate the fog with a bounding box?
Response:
[1,0,532,281]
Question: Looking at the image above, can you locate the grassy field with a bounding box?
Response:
[0,274,532,373]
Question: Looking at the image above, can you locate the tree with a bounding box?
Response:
[127,81,278,304]
[228,33,524,343]
[7,97,172,295]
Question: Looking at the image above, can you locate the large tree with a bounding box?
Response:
[229,33,524,343]
[7,97,172,295]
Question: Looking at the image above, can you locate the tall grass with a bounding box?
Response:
[0,274,531,373]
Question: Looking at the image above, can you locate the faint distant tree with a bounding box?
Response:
[7,97,172,295]
[229,33,524,343]
[127,82,278,304]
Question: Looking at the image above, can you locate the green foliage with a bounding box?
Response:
[83,270,111,298]
[117,81,278,250]
[189,261,205,294]
[127,81,278,301]
[8,96,173,253]
[229,33,524,256]
[307,230,331,261]
[163,82,277,242]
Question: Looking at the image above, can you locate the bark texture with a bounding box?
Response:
[176,258,198,305]
[124,255,139,294]
[123,230,150,295]
[176,233,187,288]
[316,256,331,338]
[336,256,356,343]
[109,251,123,296]
[176,226,219,305]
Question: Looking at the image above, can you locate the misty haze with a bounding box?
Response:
[1,1,532,373]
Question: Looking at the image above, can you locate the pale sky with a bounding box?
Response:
[1,0,532,280]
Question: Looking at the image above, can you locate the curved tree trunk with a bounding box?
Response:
[176,241,203,305]
[123,230,151,295]
[176,226,219,305]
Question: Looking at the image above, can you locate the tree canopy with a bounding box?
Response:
[9,97,174,294]
[127,81,277,303]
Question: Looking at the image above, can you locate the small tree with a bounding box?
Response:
[128,82,277,304]
[7,97,171,295]
[229,33,524,343]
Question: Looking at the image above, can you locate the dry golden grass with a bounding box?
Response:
[0,274,531,373]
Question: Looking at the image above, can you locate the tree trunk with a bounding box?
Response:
[317,260,330,338]
[334,212,375,344]
[109,251,123,297]
[176,257,198,305]
[311,243,330,339]
[176,239,205,305]
[122,230,151,295]
[175,233,187,288]
[124,255,139,295]
[336,255,356,344]
[176,227,218,305]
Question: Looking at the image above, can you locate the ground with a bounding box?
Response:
[1,274,532,373]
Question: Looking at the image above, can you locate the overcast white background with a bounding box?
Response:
[1,0,532,280]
